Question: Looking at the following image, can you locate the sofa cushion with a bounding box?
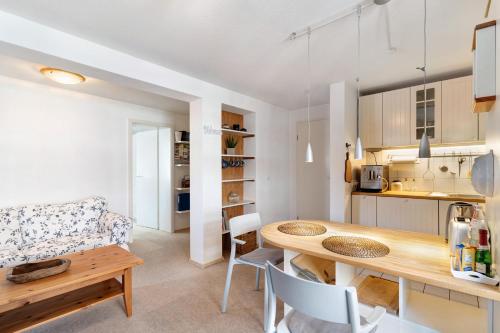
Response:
[61,197,107,237]
[0,207,22,251]
[21,234,111,263]
[0,248,24,269]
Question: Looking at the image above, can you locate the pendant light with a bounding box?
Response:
[305,27,314,163]
[354,6,363,161]
[418,0,431,158]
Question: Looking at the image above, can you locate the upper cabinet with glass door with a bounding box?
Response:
[410,82,442,145]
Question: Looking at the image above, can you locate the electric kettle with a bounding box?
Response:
[446,202,475,254]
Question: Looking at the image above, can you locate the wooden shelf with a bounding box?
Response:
[175,163,190,167]
[222,230,230,235]
[175,210,190,214]
[222,200,255,209]
[175,187,190,191]
[222,178,255,183]
[221,154,255,159]
[221,128,255,138]
[0,279,123,333]
[175,141,190,144]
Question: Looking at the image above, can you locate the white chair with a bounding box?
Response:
[221,212,283,322]
[265,261,386,333]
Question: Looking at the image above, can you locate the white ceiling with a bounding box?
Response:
[0,0,487,109]
[0,54,189,112]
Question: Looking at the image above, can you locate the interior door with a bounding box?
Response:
[296,120,329,220]
[133,126,159,229]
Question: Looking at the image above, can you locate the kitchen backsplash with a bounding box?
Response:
[365,145,487,194]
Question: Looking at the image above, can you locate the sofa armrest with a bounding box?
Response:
[98,211,132,245]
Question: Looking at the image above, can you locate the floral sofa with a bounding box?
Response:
[0,196,132,268]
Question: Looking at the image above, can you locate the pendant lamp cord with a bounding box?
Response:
[421,0,427,135]
[356,6,361,139]
[307,27,311,144]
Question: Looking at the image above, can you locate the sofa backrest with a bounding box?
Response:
[0,207,22,251]
[18,196,107,246]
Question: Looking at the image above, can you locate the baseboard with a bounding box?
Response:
[190,256,224,269]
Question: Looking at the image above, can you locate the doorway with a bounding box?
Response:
[131,123,172,231]
[296,120,330,220]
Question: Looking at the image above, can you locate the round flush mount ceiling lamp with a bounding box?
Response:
[374,0,391,5]
[40,67,86,85]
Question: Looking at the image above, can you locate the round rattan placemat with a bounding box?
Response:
[322,236,390,258]
[277,222,327,236]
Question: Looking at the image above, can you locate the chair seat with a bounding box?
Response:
[285,310,376,333]
[238,247,283,266]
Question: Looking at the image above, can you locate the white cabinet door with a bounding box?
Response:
[377,197,438,234]
[377,197,404,230]
[406,199,439,235]
[360,94,383,149]
[442,76,478,143]
[382,88,411,147]
[352,195,377,227]
[410,82,442,145]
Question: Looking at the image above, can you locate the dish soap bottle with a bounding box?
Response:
[475,229,492,277]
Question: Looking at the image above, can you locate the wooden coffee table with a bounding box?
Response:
[0,245,144,332]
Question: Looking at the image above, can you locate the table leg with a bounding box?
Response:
[398,277,410,320]
[122,268,132,317]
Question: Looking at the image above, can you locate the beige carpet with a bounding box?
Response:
[29,227,283,333]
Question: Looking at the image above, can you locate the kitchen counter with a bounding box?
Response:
[352,190,485,203]
[261,220,499,301]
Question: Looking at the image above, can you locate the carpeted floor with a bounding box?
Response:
[30,226,282,333]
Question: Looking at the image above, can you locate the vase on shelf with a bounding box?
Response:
[226,148,236,155]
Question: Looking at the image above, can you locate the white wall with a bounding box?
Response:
[288,104,329,219]
[0,74,179,215]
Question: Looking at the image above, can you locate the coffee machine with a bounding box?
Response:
[360,165,389,192]
[446,202,475,254]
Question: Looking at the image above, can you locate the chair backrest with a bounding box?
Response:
[266,262,361,327]
[229,213,261,238]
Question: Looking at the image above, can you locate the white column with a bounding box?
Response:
[189,98,223,266]
[329,81,359,223]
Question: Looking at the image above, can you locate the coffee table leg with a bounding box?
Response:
[123,268,132,317]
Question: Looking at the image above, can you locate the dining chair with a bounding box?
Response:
[265,261,386,333]
[221,212,283,321]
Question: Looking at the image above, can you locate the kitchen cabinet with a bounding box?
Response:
[359,93,383,149]
[352,195,377,227]
[441,76,479,143]
[382,88,411,147]
[410,81,442,145]
[377,197,438,234]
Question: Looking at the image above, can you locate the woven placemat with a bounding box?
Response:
[322,236,389,258]
[277,222,327,236]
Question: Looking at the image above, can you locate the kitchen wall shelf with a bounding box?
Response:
[221,154,255,159]
[222,200,255,209]
[175,187,190,191]
[175,210,190,214]
[222,229,230,235]
[221,128,255,138]
[175,163,190,167]
[175,140,190,144]
[222,178,255,183]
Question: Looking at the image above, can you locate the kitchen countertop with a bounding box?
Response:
[352,190,485,203]
[261,220,500,301]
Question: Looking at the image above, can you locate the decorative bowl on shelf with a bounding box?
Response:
[228,192,240,204]
[7,258,71,284]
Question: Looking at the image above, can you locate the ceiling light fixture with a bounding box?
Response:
[418,0,431,159]
[40,67,86,85]
[374,0,391,5]
[354,5,363,161]
[305,27,314,163]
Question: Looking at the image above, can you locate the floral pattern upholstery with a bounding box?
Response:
[21,234,111,263]
[0,197,131,268]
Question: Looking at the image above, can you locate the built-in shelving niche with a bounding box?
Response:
[221,108,256,254]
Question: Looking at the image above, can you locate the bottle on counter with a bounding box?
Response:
[461,246,476,272]
[475,229,492,277]
[469,205,488,248]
